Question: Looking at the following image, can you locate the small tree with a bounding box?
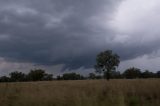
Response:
[9,71,26,82]
[141,70,154,78]
[95,50,120,80]
[27,69,46,81]
[61,73,84,80]
[43,74,53,81]
[88,73,96,79]
[123,67,141,79]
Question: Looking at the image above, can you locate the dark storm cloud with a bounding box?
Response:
[1,0,160,70]
[0,0,122,69]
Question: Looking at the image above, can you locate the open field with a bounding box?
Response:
[0,79,160,106]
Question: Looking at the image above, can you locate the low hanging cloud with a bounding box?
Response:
[0,0,160,73]
[0,0,121,70]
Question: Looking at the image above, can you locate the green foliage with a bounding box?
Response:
[58,73,84,80]
[43,74,53,81]
[1,67,160,83]
[0,76,11,82]
[89,73,96,79]
[110,70,122,79]
[27,69,46,81]
[27,69,53,81]
[9,71,26,82]
[157,71,160,78]
[141,70,155,78]
[123,67,141,79]
[0,69,53,82]
[127,96,140,106]
[95,50,120,80]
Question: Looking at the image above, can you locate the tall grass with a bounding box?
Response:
[0,79,160,106]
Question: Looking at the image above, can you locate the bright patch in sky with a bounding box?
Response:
[111,0,160,43]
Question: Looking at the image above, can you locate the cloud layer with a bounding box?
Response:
[0,0,160,74]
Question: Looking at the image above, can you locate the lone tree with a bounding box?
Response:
[95,50,120,80]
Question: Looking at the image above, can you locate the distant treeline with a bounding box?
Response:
[0,67,160,82]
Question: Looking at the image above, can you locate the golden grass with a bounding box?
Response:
[0,79,160,106]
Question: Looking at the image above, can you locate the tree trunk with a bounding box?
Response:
[104,71,110,81]
[106,71,110,81]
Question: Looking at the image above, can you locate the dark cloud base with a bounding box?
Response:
[0,0,159,70]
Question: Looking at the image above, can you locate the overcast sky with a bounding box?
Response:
[0,0,160,75]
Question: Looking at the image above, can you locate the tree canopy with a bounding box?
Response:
[95,50,120,80]
[123,67,141,79]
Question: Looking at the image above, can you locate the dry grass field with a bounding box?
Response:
[0,79,160,106]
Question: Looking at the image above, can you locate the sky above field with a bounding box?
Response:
[0,0,160,75]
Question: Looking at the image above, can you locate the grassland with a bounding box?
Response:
[0,79,160,106]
